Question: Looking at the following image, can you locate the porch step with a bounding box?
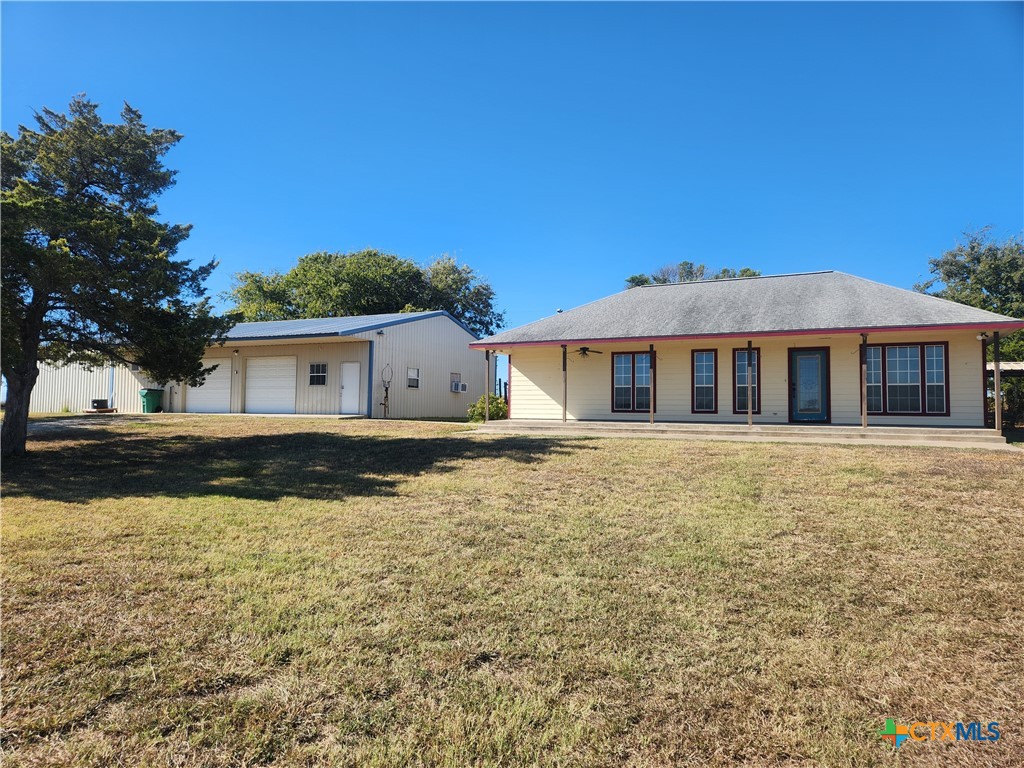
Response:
[473,420,1013,450]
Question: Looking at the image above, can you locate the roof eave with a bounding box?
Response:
[221,310,480,343]
[469,320,1024,348]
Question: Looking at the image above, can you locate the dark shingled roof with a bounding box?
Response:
[226,311,477,341]
[474,271,1024,347]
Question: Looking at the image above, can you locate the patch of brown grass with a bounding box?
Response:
[2,415,1022,766]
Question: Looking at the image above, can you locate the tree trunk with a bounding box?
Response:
[3,295,47,458]
[1,363,38,458]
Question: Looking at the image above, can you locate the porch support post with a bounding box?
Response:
[860,333,868,428]
[649,343,656,425]
[485,349,491,423]
[746,340,753,427]
[561,345,568,423]
[994,331,1002,433]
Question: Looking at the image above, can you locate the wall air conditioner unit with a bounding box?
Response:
[460,382,468,393]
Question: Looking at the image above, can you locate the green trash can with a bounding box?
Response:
[139,388,164,413]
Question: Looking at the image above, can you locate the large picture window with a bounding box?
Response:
[886,345,921,412]
[692,350,717,413]
[864,343,948,416]
[611,352,653,412]
[733,348,760,414]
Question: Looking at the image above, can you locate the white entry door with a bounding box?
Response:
[245,356,297,413]
[186,360,231,413]
[340,362,361,414]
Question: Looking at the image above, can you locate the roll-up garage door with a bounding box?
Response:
[185,360,231,413]
[245,356,297,413]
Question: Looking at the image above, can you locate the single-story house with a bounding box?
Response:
[471,271,1024,428]
[31,311,492,418]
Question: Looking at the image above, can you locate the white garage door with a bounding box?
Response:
[186,360,231,413]
[245,356,297,413]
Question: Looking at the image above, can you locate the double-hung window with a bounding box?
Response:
[612,352,653,412]
[692,350,717,413]
[865,343,947,415]
[733,348,760,414]
[924,344,947,414]
[865,347,883,413]
[407,367,420,389]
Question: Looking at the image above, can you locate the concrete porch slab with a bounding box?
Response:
[472,419,1018,451]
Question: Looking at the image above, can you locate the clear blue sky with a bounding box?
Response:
[2,1,1022,331]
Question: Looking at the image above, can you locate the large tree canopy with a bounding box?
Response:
[229,251,504,337]
[1,96,234,457]
[625,261,761,288]
[915,228,1024,424]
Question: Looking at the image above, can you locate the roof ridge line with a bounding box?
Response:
[234,310,439,325]
[637,270,834,287]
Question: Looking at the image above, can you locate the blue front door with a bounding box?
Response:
[789,349,829,422]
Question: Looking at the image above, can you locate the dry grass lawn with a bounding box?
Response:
[2,415,1022,767]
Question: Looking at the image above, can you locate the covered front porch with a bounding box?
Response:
[482,328,1004,431]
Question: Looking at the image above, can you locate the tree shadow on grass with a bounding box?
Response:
[3,428,592,504]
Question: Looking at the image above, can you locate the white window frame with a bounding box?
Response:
[309,362,328,386]
[407,367,420,389]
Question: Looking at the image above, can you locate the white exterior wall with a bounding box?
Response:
[351,314,492,419]
[29,362,169,414]
[30,314,492,419]
[179,339,370,415]
[506,330,985,427]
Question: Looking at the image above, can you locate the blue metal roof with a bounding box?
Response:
[225,311,479,341]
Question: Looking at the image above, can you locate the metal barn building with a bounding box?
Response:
[29,311,492,419]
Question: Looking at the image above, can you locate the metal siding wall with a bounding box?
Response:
[180,341,369,415]
[352,315,491,419]
[32,319,490,420]
[29,363,109,413]
[113,366,167,413]
[30,363,165,414]
[505,330,984,427]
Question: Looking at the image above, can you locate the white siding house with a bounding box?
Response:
[29,311,494,419]
[472,272,1024,429]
